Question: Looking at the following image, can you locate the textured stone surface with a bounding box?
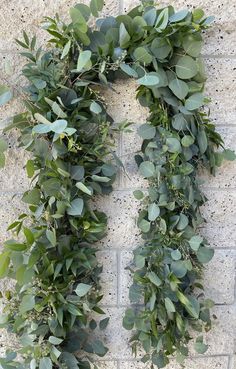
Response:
[205,58,236,125]
[120,356,229,369]
[201,189,236,248]
[0,0,120,51]
[0,0,236,368]
[0,194,26,246]
[98,251,118,306]
[204,249,236,304]
[95,191,142,250]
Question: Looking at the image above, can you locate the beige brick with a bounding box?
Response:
[0,0,120,51]
[94,361,117,369]
[201,189,236,248]
[98,307,133,360]
[119,250,133,305]
[98,250,118,306]
[205,58,236,125]
[204,249,236,304]
[0,194,26,246]
[203,24,236,56]
[229,355,236,369]
[95,191,142,250]
[120,356,229,369]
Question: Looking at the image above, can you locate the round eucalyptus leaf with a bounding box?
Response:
[133,47,153,64]
[172,113,188,130]
[0,85,13,106]
[185,93,204,110]
[169,78,189,100]
[151,38,172,59]
[138,124,156,139]
[181,135,194,147]
[139,161,155,177]
[137,74,159,86]
[177,213,189,230]
[169,9,189,23]
[148,203,160,221]
[197,247,214,264]
[176,56,198,79]
[171,261,187,278]
[171,249,182,261]
[120,63,138,78]
[188,235,203,251]
[133,190,144,200]
[183,34,202,57]
[166,137,182,153]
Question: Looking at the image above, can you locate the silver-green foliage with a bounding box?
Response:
[0,1,235,369]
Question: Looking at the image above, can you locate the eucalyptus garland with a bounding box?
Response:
[0,1,234,368]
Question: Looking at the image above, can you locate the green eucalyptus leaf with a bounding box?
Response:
[185,93,204,110]
[138,124,156,139]
[61,40,71,59]
[19,295,35,314]
[0,138,8,152]
[155,8,169,32]
[165,297,176,313]
[39,358,52,369]
[90,101,102,114]
[49,336,63,345]
[148,203,160,221]
[188,235,203,251]
[169,9,189,23]
[120,63,138,78]
[171,261,187,278]
[183,34,202,57]
[51,119,67,133]
[77,50,92,72]
[0,85,13,106]
[137,74,159,86]
[75,283,92,297]
[169,78,189,100]
[197,247,214,264]
[197,129,208,154]
[166,137,182,153]
[119,23,130,48]
[172,113,188,130]
[133,47,152,64]
[139,161,155,177]
[181,135,194,147]
[133,190,144,200]
[90,0,103,17]
[151,37,172,59]
[176,56,198,79]
[147,271,162,287]
[99,317,110,330]
[67,198,84,216]
[194,337,208,354]
[171,249,182,260]
[76,182,92,195]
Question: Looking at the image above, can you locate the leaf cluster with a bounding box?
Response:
[0,1,234,368]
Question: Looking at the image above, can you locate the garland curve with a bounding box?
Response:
[0,1,234,368]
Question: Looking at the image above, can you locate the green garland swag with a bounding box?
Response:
[0,1,234,368]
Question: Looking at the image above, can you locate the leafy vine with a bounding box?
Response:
[0,1,234,368]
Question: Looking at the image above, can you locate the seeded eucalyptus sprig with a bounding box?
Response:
[0,1,234,368]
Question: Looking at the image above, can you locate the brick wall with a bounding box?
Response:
[0,1,235,368]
